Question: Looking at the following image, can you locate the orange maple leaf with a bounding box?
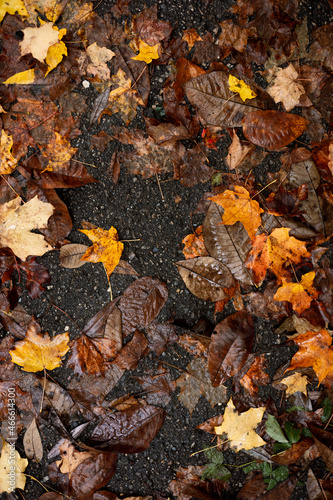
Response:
[274,271,319,314]
[182,226,208,259]
[80,225,124,278]
[246,227,310,284]
[287,329,333,385]
[209,186,264,241]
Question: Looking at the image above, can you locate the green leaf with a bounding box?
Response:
[266,478,278,491]
[262,462,272,477]
[321,397,332,423]
[202,463,231,481]
[272,442,292,453]
[272,465,289,483]
[284,421,301,444]
[302,427,312,438]
[211,172,223,187]
[286,405,307,413]
[265,414,289,443]
[243,462,260,474]
[204,448,224,465]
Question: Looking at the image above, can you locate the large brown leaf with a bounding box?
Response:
[202,202,253,286]
[242,110,309,150]
[176,256,236,302]
[184,71,274,128]
[88,403,166,453]
[118,277,168,336]
[208,311,254,387]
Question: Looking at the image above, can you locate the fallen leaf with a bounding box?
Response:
[10,324,70,372]
[86,42,115,80]
[215,398,266,451]
[182,29,203,49]
[286,329,333,385]
[20,22,64,63]
[208,311,254,387]
[182,226,208,259]
[0,196,53,261]
[176,357,227,415]
[40,132,77,172]
[308,425,333,474]
[267,64,311,112]
[238,355,270,397]
[274,272,319,314]
[132,39,160,64]
[0,0,27,22]
[0,130,17,175]
[209,185,264,241]
[23,417,43,461]
[228,74,257,102]
[135,365,176,406]
[59,243,88,268]
[0,440,28,493]
[242,110,309,150]
[3,68,35,84]
[279,373,308,397]
[226,130,255,171]
[80,225,124,279]
[145,320,178,355]
[246,227,310,285]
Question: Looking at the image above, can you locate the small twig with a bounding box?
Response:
[40,368,47,413]
[103,264,113,301]
[120,238,141,242]
[130,65,148,90]
[156,172,165,201]
[194,140,209,163]
[28,110,58,131]
[190,440,229,457]
[71,159,97,168]
[23,474,70,497]
[0,175,20,197]
[251,179,277,199]
[324,412,333,430]
[51,302,83,333]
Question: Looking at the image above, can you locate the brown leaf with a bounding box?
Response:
[115,330,148,370]
[135,365,176,406]
[309,425,333,473]
[132,4,173,46]
[23,417,43,462]
[88,403,166,453]
[173,57,206,102]
[176,256,237,302]
[242,110,309,150]
[173,144,216,187]
[59,243,88,268]
[119,277,168,336]
[145,320,178,355]
[113,259,140,276]
[208,311,254,387]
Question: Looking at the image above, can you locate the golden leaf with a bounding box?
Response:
[0,440,28,493]
[132,39,160,64]
[0,0,27,22]
[10,325,70,372]
[274,271,319,314]
[0,131,18,175]
[40,132,77,171]
[3,69,35,85]
[80,225,124,278]
[280,373,308,397]
[228,74,257,102]
[215,398,266,451]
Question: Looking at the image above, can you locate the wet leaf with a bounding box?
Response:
[135,365,176,406]
[60,243,88,268]
[274,272,319,315]
[23,417,43,461]
[10,324,70,372]
[308,425,333,474]
[145,320,178,355]
[0,131,17,174]
[182,226,208,259]
[132,39,160,64]
[208,311,254,387]
[242,110,309,150]
[228,74,257,102]
[88,403,166,453]
[176,256,236,302]
[0,440,28,493]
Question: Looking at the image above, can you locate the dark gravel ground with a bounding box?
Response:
[1,0,332,498]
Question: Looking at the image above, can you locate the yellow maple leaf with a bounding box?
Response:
[80,225,124,278]
[45,35,67,76]
[3,69,35,85]
[10,324,70,372]
[215,398,266,451]
[280,373,308,397]
[274,271,319,314]
[20,22,60,62]
[228,74,257,102]
[0,0,27,22]
[132,39,160,64]
[0,130,18,175]
[0,440,28,493]
[209,185,264,241]
[40,132,76,171]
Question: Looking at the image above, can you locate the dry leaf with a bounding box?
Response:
[20,22,63,63]
[226,130,254,171]
[86,42,115,80]
[0,196,53,261]
[59,243,88,268]
[215,398,266,451]
[3,68,35,84]
[274,272,319,314]
[267,64,311,112]
[10,324,70,372]
[209,185,264,241]
[23,417,43,462]
[279,373,308,396]
[0,440,28,493]
[80,225,124,279]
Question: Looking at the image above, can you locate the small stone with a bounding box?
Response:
[82,80,90,88]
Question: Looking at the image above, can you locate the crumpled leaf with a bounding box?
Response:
[286,329,333,385]
[209,185,264,241]
[226,130,255,171]
[242,110,309,150]
[246,227,310,285]
[0,196,53,261]
[182,226,208,259]
[135,365,176,406]
[267,64,312,112]
[86,42,115,80]
[80,225,124,279]
[208,311,254,387]
[215,398,266,451]
[274,271,319,314]
[0,130,17,175]
[228,74,257,102]
[176,256,237,302]
[0,440,28,493]
[9,324,70,372]
[132,39,160,64]
[176,357,227,415]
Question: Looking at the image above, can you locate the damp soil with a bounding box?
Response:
[1,0,332,499]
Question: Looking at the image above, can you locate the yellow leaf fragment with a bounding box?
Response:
[86,42,115,80]
[40,132,77,171]
[0,440,28,493]
[10,324,70,372]
[209,185,264,241]
[0,0,27,22]
[23,0,68,22]
[80,225,124,278]
[0,131,18,175]
[215,398,266,451]
[45,39,67,76]
[228,74,257,102]
[132,39,160,64]
[274,271,319,314]
[3,69,35,85]
[0,196,53,260]
[280,373,308,397]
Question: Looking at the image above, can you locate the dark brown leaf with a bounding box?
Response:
[145,320,178,355]
[115,330,148,370]
[135,365,176,406]
[242,110,309,150]
[309,425,333,473]
[90,87,111,126]
[88,403,166,453]
[208,311,254,387]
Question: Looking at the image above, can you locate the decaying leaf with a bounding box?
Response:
[0,440,28,493]
[215,398,266,451]
[80,225,124,278]
[182,226,208,259]
[226,130,255,171]
[0,196,54,261]
[0,130,18,175]
[274,272,319,314]
[278,373,308,397]
[23,417,43,462]
[10,324,70,372]
[86,42,115,80]
[267,64,312,112]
